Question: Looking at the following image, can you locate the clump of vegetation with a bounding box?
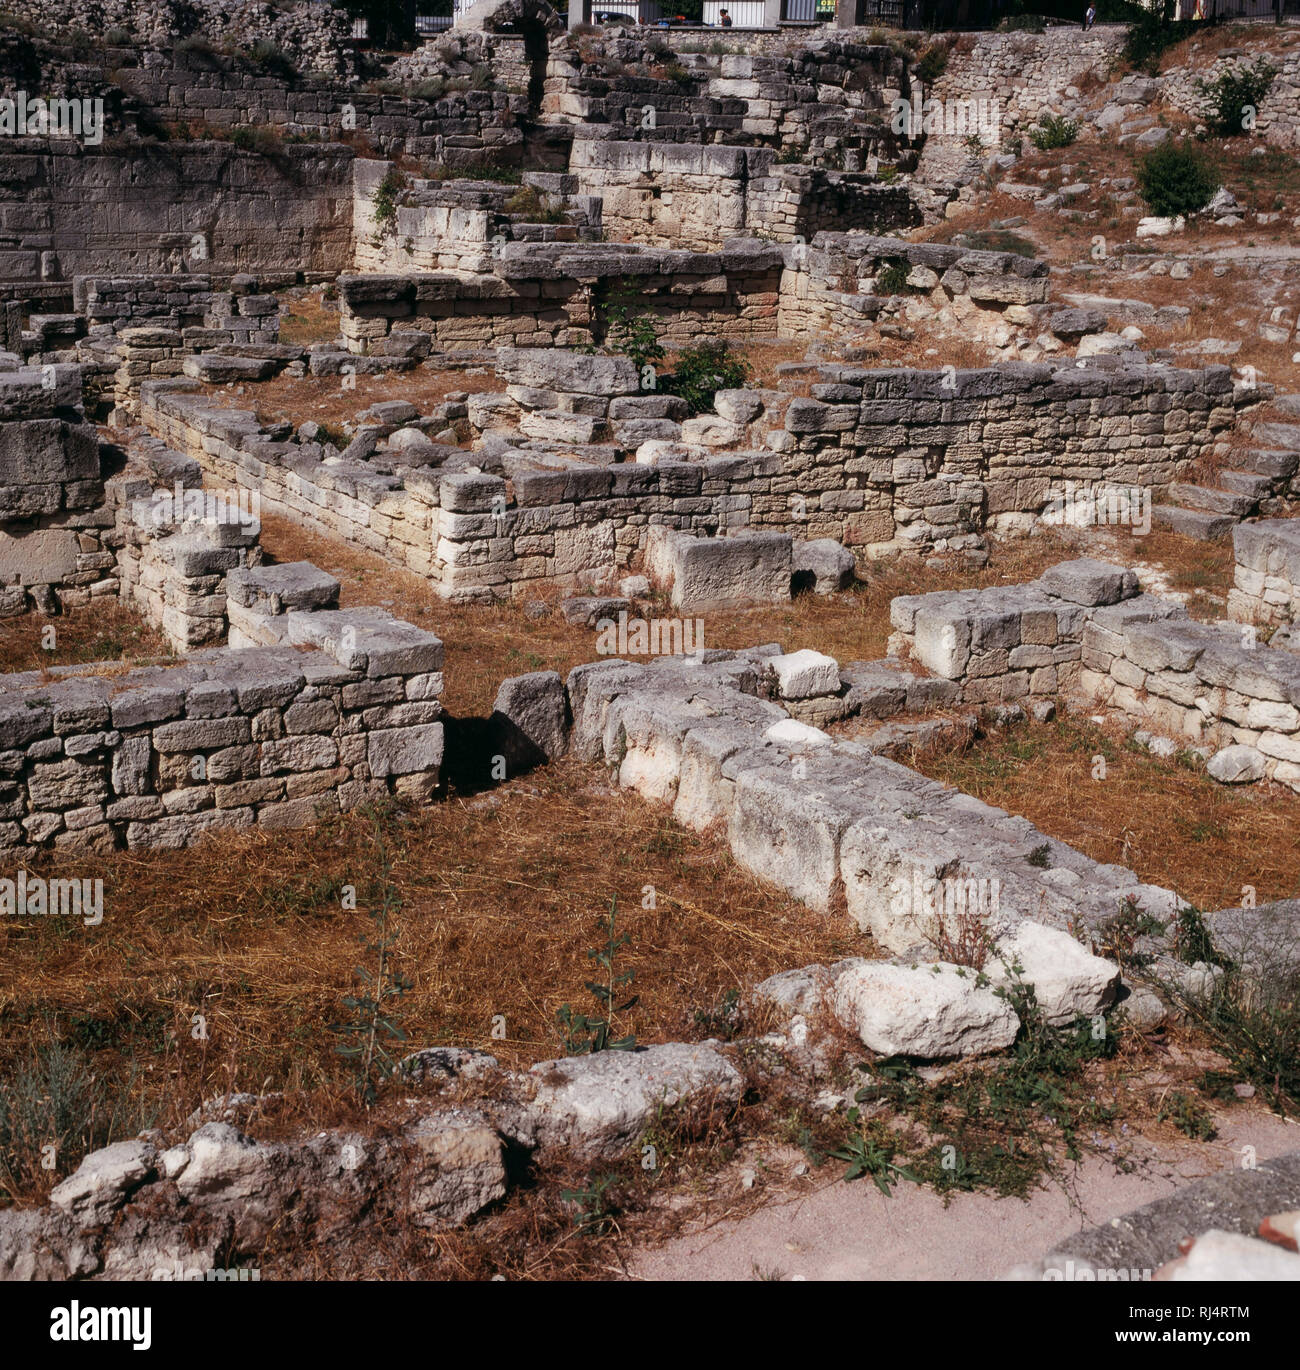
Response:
[914,42,949,85]
[663,339,751,416]
[0,1039,154,1199]
[1158,1089,1217,1140]
[596,278,665,381]
[104,25,133,44]
[469,62,495,91]
[410,76,446,101]
[1198,60,1276,138]
[1136,140,1219,218]
[426,161,521,184]
[370,167,408,238]
[175,34,218,62]
[875,256,914,295]
[1155,924,1300,1116]
[1122,16,1195,77]
[503,185,568,224]
[249,37,297,79]
[556,898,639,1055]
[1028,113,1079,151]
[327,810,414,1107]
[230,125,284,155]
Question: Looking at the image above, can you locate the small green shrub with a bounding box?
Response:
[914,42,949,85]
[410,76,446,100]
[469,62,494,91]
[1122,16,1194,77]
[1028,113,1079,151]
[175,34,217,60]
[104,25,132,44]
[876,256,912,295]
[503,185,567,224]
[370,167,408,238]
[663,339,751,417]
[230,125,284,155]
[1136,140,1219,218]
[556,898,638,1055]
[662,62,695,88]
[1198,60,1276,137]
[0,1040,154,1198]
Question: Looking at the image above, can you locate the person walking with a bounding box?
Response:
[1084,3,1096,29]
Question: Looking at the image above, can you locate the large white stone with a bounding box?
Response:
[767,649,840,700]
[987,921,1120,1026]
[832,960,1020,1058]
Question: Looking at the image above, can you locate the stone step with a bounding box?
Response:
[1220,469,1275,501]
[1252,420,1300,452]
[1273,394,1300,419]
[1227,448,1299,481]
[1167,482,1255,517]
[1151,505,1238,541]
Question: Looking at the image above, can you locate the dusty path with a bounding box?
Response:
[630,1110,1300,1281]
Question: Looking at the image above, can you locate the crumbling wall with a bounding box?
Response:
[0,365,116,617]
[140,356,1239,605]
[1228,519,1300,626]
[0,607,445,857]
[0,142,353,283]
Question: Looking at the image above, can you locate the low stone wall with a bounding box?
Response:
[111,437,263,652]
[0,365,117,616]
[1078,596,1300,792]
[1228,518,1300,626]
[337,240,785,353]
[887,557,1132,706]
[139,354,1241,603]
[568,137,916,249]
[776,232,1048,339]
[562,644,1178,955]
[1162,50,1300,150]
[0,606,445,857]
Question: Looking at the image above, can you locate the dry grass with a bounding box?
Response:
[276,289,340,346]
[0,765,868,1190]
[914,712,1300,912]
[198,364,492,436]
[0,600,172,676]
[259,511,1092,718]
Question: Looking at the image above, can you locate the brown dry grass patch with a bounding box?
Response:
[199,363,492,436]
[914,712,1300,912]
[0,600,172,676]
[0,765,868,1186]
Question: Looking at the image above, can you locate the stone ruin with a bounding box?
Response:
[2,6,1300,1284]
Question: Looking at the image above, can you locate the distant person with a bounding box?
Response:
[1084,3,1096,28]
[720,7,733,23]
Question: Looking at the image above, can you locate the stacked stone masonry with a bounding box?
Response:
[0,606,445,858]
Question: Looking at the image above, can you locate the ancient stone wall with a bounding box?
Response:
[931,27,1127,134]
[0,142,353,283]
[114,58,528,164]
[352,165,602,275]
[337,241,785,352]
[140,356,1238,604]
[0,607,445,858]
[0,0,353,74]
[568,138,916,248]
[0,366,116,616]
[1228,519,1300,626]
[1162,49,1300,150]
[1078,595,1300,792]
